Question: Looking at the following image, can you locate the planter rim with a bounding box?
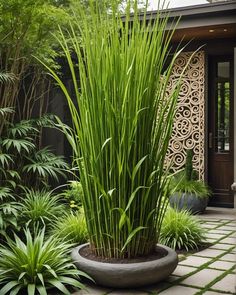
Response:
[71,242,178,288]
[173,192,209,199]
[71,243,176,268]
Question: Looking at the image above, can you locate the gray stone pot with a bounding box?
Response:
[71,243,178,288]
[169,193,209,214]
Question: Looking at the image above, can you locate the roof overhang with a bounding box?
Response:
[124,1,236,42]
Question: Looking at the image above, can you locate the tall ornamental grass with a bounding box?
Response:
[44,1,189,259]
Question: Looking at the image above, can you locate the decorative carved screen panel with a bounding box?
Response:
[166,51,205,179]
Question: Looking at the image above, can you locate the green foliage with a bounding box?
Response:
[51,211,88,244]
[0,108,68,193]
[159,207,206,251]
[173,175,210,198]
[19,190,65,230]
[0,108,69,238]
[171,150,210,198]
[0,188,20,237]
[0,228,88,295]
[23,147,68,184]
[60,181,83,210]
[0,72,15,84]
[46,1,191,259]
[185,149,194,181]
[0,0,70,69]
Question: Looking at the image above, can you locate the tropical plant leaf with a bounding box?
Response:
[2,138,35,154]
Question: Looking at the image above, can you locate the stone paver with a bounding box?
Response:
[220,237,236,244]
[164,275,180,283]
[217,226,236,231]
[173,265,197,276]
[193,248,225,258]
[210,243,234,250]
[220,253,236,262]
[203,292,233,295]
[74,285,112,295]
[179,256,212,267]
[158,285,199,295]
[181,269,224,287]
[208,260,236,270]
[202,224,218,229]
[206,238,218,243]
[108,290,148,295]
[208,229,228,235]
[145,281,170,293]
[206,233,227,240]
[211,274,236,293]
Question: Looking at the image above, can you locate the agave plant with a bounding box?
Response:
[0,228,88,295]
[43,1,191,259]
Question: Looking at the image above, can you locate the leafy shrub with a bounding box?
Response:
[0,188,20,238]
[159,207,206,251]
[0,107,69,237]
[0,108,69,195]
[19,190,65,230]
[60,181,83,210]
[0,228,88,295]
[51,211,88,244]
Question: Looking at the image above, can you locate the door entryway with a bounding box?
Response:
[208,56,234,208]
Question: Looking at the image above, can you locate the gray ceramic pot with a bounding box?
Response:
[169,193,209,214]
[71,243,178,288]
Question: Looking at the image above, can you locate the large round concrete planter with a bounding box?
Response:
[169,193,208,214]
[71,243,178,288]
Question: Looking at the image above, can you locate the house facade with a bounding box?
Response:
[156,1,236,208]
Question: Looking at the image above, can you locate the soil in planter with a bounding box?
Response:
[79,245,167,264]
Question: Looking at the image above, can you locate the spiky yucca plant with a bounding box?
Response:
[43,1,191,259]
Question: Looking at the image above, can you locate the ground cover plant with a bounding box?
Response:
[0,229,88,295]
[160,207,206,251]
[19,190,65,231]
[51,211,88,244]
[43,0,195,260]
[0,4,93,291]
[59,181,84,210]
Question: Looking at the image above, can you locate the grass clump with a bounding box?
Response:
[51,211,88,244]
[45,0,190,259]
[159,207,206,251]
[19,190,65,230]
[171,149,210,198]
[0,228,88,295]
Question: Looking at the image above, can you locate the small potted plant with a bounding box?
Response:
[169,149,210,214]
[44,0,194,289]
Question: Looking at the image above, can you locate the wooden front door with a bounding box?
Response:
[208,56,234,207]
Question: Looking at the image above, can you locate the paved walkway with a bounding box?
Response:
[74,207,236,295]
